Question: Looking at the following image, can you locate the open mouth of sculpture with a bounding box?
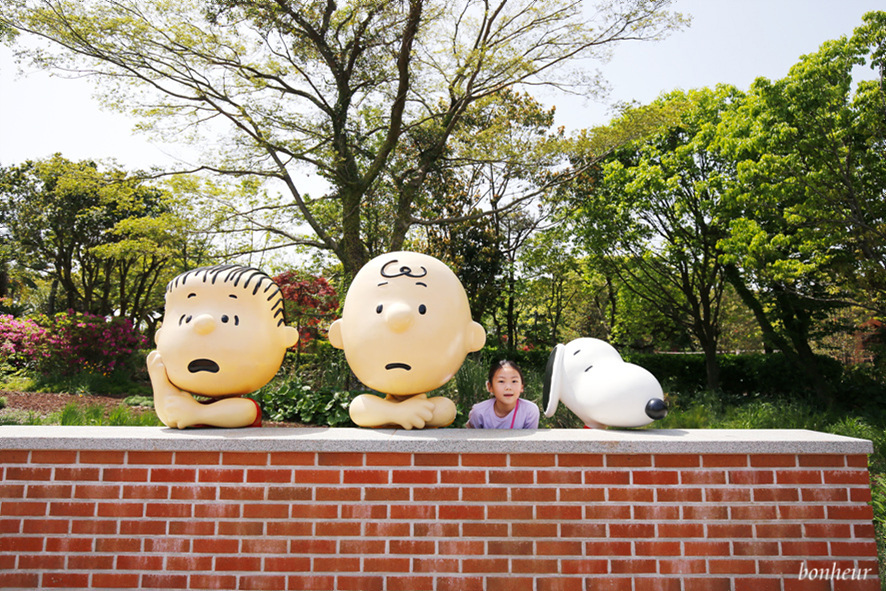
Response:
[385,362,412,371]
[188,359,220,373]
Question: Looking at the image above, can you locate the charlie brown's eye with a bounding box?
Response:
[418,304,427,315]
[221,315,229,323]
[376,304,383,314]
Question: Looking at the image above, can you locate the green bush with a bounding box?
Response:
[249,378,360,427]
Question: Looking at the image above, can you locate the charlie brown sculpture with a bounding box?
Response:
[329,252,486,429]
[147,264,299,429]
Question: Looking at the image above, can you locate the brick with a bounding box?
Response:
[733,579,782,591]
[440,504,484,520]
[218,485,264,501]
[584,504,630,520]
[315,485,362,501]
[487,540,533,555]
[658,558,706,574]
[804,522,852,538]
[391,504,436,520]
[247,468,293,483]
[632,470,679,485]
[102,467,149,482]
[288,575,337,590]
[440,470,486,484]
[391,469,437,484]
[754,487,799,502]
[681,469,726,484]
[536,469,582,484]
[828,505,874,520]
[6,466,52,480]
[708,559,758,574]
[414,453,459,466]
[610,558,656,573]
[363,557,411,572]
[336,576,385,591]
[558,487,605,503]
[607,454,652,467]
[509,453,556,467]
[2,500,47,516]
[461,486,508,503]
[537,505,582,520]
[187,573,237,589]
[705,487,751,503]
[556,453,604,467]
[684,541,730,556]
[173,451,221,465]
[511,558,560,573]
[536,540,583,556]
[608,486,654,503]
[656,522,704,538]
[264,556,312,572]
[145,501,193,518]
[802,487,847,502]
[728,469,774,485]
[42,573,90,588]
[488,469,534,484]
[681,505,727,520]
[342,469,389,484]
[683,579,731,591]
[460,454,507,467]
[511,521,558,538]
[197,468,245,483]
[122,484,169,499]
[585,470,631,485]
[656,487,702,502]
[243,502,288,519]
[756,523,803,538]
[218,520,264,536]
[489,577,536,591]
[433,576,483,591]
[270,451,317,466]
[167,555,214,571]
[560,558,608,574]
[239,575,288,590]
[487,504,533,520]
[655,454,701,467]
[340,539,386,554]
[150,467,198,482]
[775,469,822,484]
[387,576,435,591]
[31,450,77,464]
[316,452,363,466]
[635,540,681,556]
[23,518,69,534]
[128,451,174,465]
[823,469,871,485]
[221,451,268,466]
[24,483,73,499]
[97,501,143,517]
[510,487,557,503]
[750,454,797,467]
[169,520,214,536]
[365,452,411,466]
[117,554,165,570]
[437,540,484,555]
[241,538,288,554]
[340,504,387,520]
[75,484,121,499]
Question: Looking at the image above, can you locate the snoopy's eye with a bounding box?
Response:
[418,304,427,315]
[376,304,383,314]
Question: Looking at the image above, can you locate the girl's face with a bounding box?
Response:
[487,365,524,408]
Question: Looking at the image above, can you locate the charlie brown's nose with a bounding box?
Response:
[193,314,217,336]
[385,302,415,333]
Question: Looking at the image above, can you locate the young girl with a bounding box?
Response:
[467,360,540,429]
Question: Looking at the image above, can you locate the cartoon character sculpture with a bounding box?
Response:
[147,264,299,429]
[329,252,486,429]
[543,337,668,429]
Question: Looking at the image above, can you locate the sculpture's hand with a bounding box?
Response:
[147,350,200,429]
[394,394,436,430]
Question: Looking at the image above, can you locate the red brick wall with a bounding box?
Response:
[0,432,882,590]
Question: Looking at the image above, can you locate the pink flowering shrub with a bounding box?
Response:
[0,312,147,376]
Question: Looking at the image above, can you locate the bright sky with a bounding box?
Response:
[0,0,882,170]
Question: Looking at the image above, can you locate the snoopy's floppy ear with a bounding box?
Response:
[543,343,564,417]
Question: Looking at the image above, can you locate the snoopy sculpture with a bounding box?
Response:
[543,337,668,429]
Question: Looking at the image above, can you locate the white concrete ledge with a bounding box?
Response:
[0,426,873,455]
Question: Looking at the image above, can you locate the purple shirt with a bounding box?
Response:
[468,398,540,429]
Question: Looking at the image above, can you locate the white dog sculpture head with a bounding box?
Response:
[543,337,667,429]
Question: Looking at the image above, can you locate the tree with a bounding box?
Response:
[273,270,339,355]
[565,87,740,389]
[0,155,212,326]
[716,11,886,401]
[2,0,686,277]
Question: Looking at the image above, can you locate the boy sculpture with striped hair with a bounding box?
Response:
[147,264,299,429]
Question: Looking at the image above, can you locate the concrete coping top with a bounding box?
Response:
[0,426,874,455]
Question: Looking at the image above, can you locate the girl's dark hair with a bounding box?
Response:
[487,359,524,384]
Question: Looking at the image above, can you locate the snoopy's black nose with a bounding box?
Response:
[645,398,668,420]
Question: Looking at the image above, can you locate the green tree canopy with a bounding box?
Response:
[2,0,686,277]
[0,155,214,326]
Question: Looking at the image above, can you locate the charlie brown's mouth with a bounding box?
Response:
[385,362,412,371]
[188,359,220,373]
